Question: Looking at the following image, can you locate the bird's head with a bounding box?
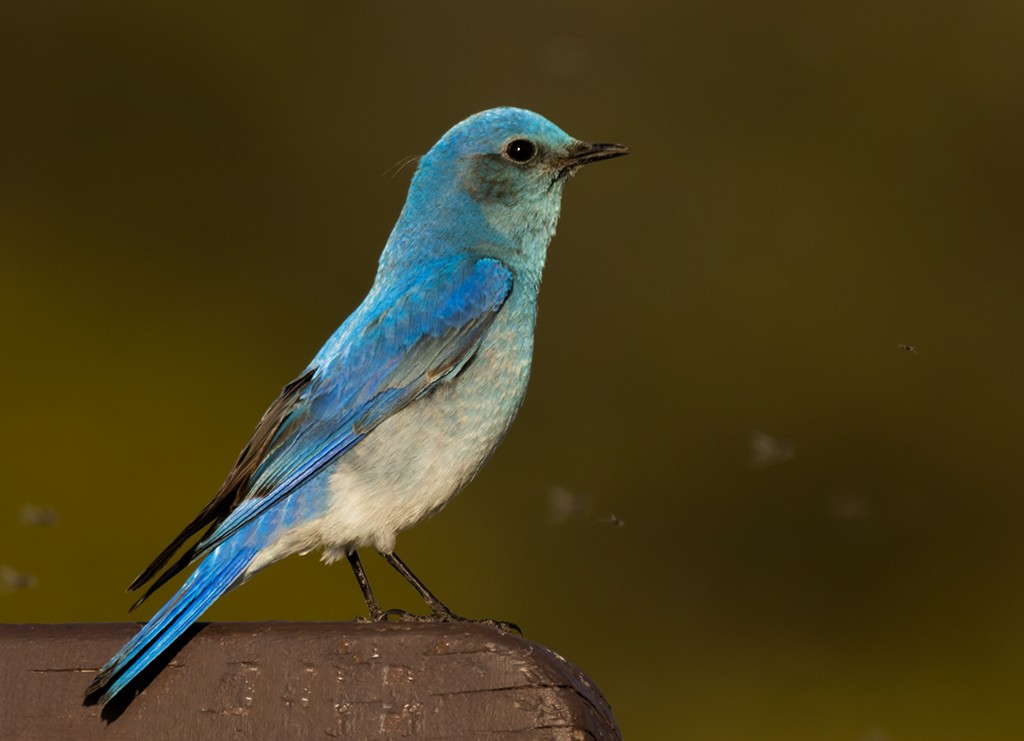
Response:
[397,108,627,267]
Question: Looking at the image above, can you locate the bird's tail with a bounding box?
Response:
[84,537,258,706]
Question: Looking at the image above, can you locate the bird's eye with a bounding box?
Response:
[504,139,537,163]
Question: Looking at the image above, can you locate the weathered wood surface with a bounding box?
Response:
[0,621,620,740]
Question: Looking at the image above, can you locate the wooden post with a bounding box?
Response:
[0,622,621,739]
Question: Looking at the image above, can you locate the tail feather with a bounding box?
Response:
[86,542,257,706]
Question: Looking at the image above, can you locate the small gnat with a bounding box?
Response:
[897,343,918,354]
[0,565,38,593]
[545,485,592,525]
[748,431,795,467]
[598,514,626,528]
[828,490,871,522]
[19,503,58,527]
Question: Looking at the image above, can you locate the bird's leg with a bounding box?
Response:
[347,550,385,622]
[381,551,522,634]
[381,550,458,621]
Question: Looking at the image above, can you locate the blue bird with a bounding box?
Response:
[85,107,627,706]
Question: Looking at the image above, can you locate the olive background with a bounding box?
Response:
[3,3,1024,739]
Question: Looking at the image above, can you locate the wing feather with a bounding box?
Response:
[128,256,513,604]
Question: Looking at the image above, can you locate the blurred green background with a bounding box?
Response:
[3,2,1024,738]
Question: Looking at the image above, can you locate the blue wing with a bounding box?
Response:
[130,255,514,602]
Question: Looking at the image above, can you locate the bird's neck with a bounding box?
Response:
[379,187,558,290]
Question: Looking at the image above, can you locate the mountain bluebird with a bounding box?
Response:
[85,107,627,706]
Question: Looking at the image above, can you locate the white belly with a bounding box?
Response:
[319,341,529,555]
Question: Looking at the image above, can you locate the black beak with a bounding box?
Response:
[562,140,630,168]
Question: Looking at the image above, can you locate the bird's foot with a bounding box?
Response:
[423,605,520,634]
[360,607,521,635]
[382,608,436,623]
[469,617,522,635]
[353,607,425,623]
